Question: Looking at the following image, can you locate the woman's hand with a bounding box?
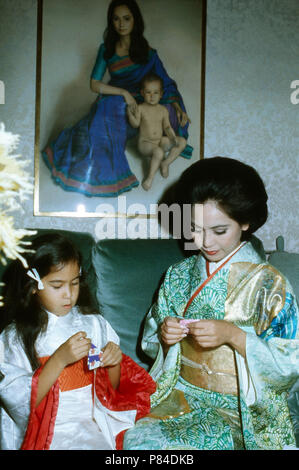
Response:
[90,78,137,113]
[123,90,138,113]
[188,320,246,357]
[172,103,191,128]
[161,316,188,346]
[54,331,91,368]
[101,341,122,368]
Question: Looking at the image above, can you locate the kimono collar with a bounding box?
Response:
[206,241,247,277]
[184,242,247,317]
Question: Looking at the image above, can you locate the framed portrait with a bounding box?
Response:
[34,0,206,217]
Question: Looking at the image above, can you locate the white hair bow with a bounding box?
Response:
[27,268,44,290]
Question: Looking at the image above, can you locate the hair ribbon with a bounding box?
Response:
[27,268,44,290]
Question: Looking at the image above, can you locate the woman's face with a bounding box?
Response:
[112,5,134,37]
[191,200,249,262]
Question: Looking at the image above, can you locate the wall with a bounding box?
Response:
[204,0,299,251]
[1,0,298,251]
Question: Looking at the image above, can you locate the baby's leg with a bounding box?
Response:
[160,137,187,178]
[139,140,164,191]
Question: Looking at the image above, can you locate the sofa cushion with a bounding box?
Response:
[93,239,186,369]
[268,254,299,302]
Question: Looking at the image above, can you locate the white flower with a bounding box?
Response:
[0,122,20,155]
[0,123,37,273]
[0,213,36,268]
[0,123,34,212]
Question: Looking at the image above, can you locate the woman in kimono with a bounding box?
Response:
[42,0,192,197]
[123,156,299,450]
[0,233,155,450]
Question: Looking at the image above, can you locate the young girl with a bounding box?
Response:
[123,156,299,450]
[0,233,155,450]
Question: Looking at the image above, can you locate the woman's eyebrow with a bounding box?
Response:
[191,223,229,229]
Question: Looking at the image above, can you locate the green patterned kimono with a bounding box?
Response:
[123,241,299,450]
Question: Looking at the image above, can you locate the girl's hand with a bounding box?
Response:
[161,316,188,345]
[188,320,246,356]
[54,331,91,368]
[36,331,90,406]
[101,341,122,367]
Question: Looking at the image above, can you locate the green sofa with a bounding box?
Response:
[1,229,298,448]
[0,229,186,368]
[0,229,298,370]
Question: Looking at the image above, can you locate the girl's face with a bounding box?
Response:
[191,200,249,263]
[112,5,134,37]
[36,261,80,317]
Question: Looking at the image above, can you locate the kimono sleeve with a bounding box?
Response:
[0,361,32,431]
[140,265,183,389]
[0,334,33,448]
[244,287,299,400]
[141,265,177,361]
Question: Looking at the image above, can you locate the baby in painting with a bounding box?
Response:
[127,73,186,190]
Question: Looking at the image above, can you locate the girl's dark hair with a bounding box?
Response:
[104,0,149,64]
[1,233,95,370]
[175,156,268,240]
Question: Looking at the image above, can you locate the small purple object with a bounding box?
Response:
[87,343,103,370]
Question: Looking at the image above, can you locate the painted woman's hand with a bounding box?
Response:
[123,90,137,113]
[172,103,191,127]
[101,341,122,367]
[161,316,188,345]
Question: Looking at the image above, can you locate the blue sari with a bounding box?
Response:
[42,45,192,197]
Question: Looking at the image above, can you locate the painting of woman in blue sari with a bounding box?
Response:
[42,0,193,198]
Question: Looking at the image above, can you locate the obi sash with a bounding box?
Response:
[39,356,93,392]
[179,244,244,395]
[180,337,238,395]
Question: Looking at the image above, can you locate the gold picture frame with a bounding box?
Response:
[34,0,206,218]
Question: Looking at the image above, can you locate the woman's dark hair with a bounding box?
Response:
[0,233,95,370]
[104,0,149,64]
[175,156,268,240]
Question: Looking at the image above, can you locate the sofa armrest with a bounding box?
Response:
[268,236,299,302]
